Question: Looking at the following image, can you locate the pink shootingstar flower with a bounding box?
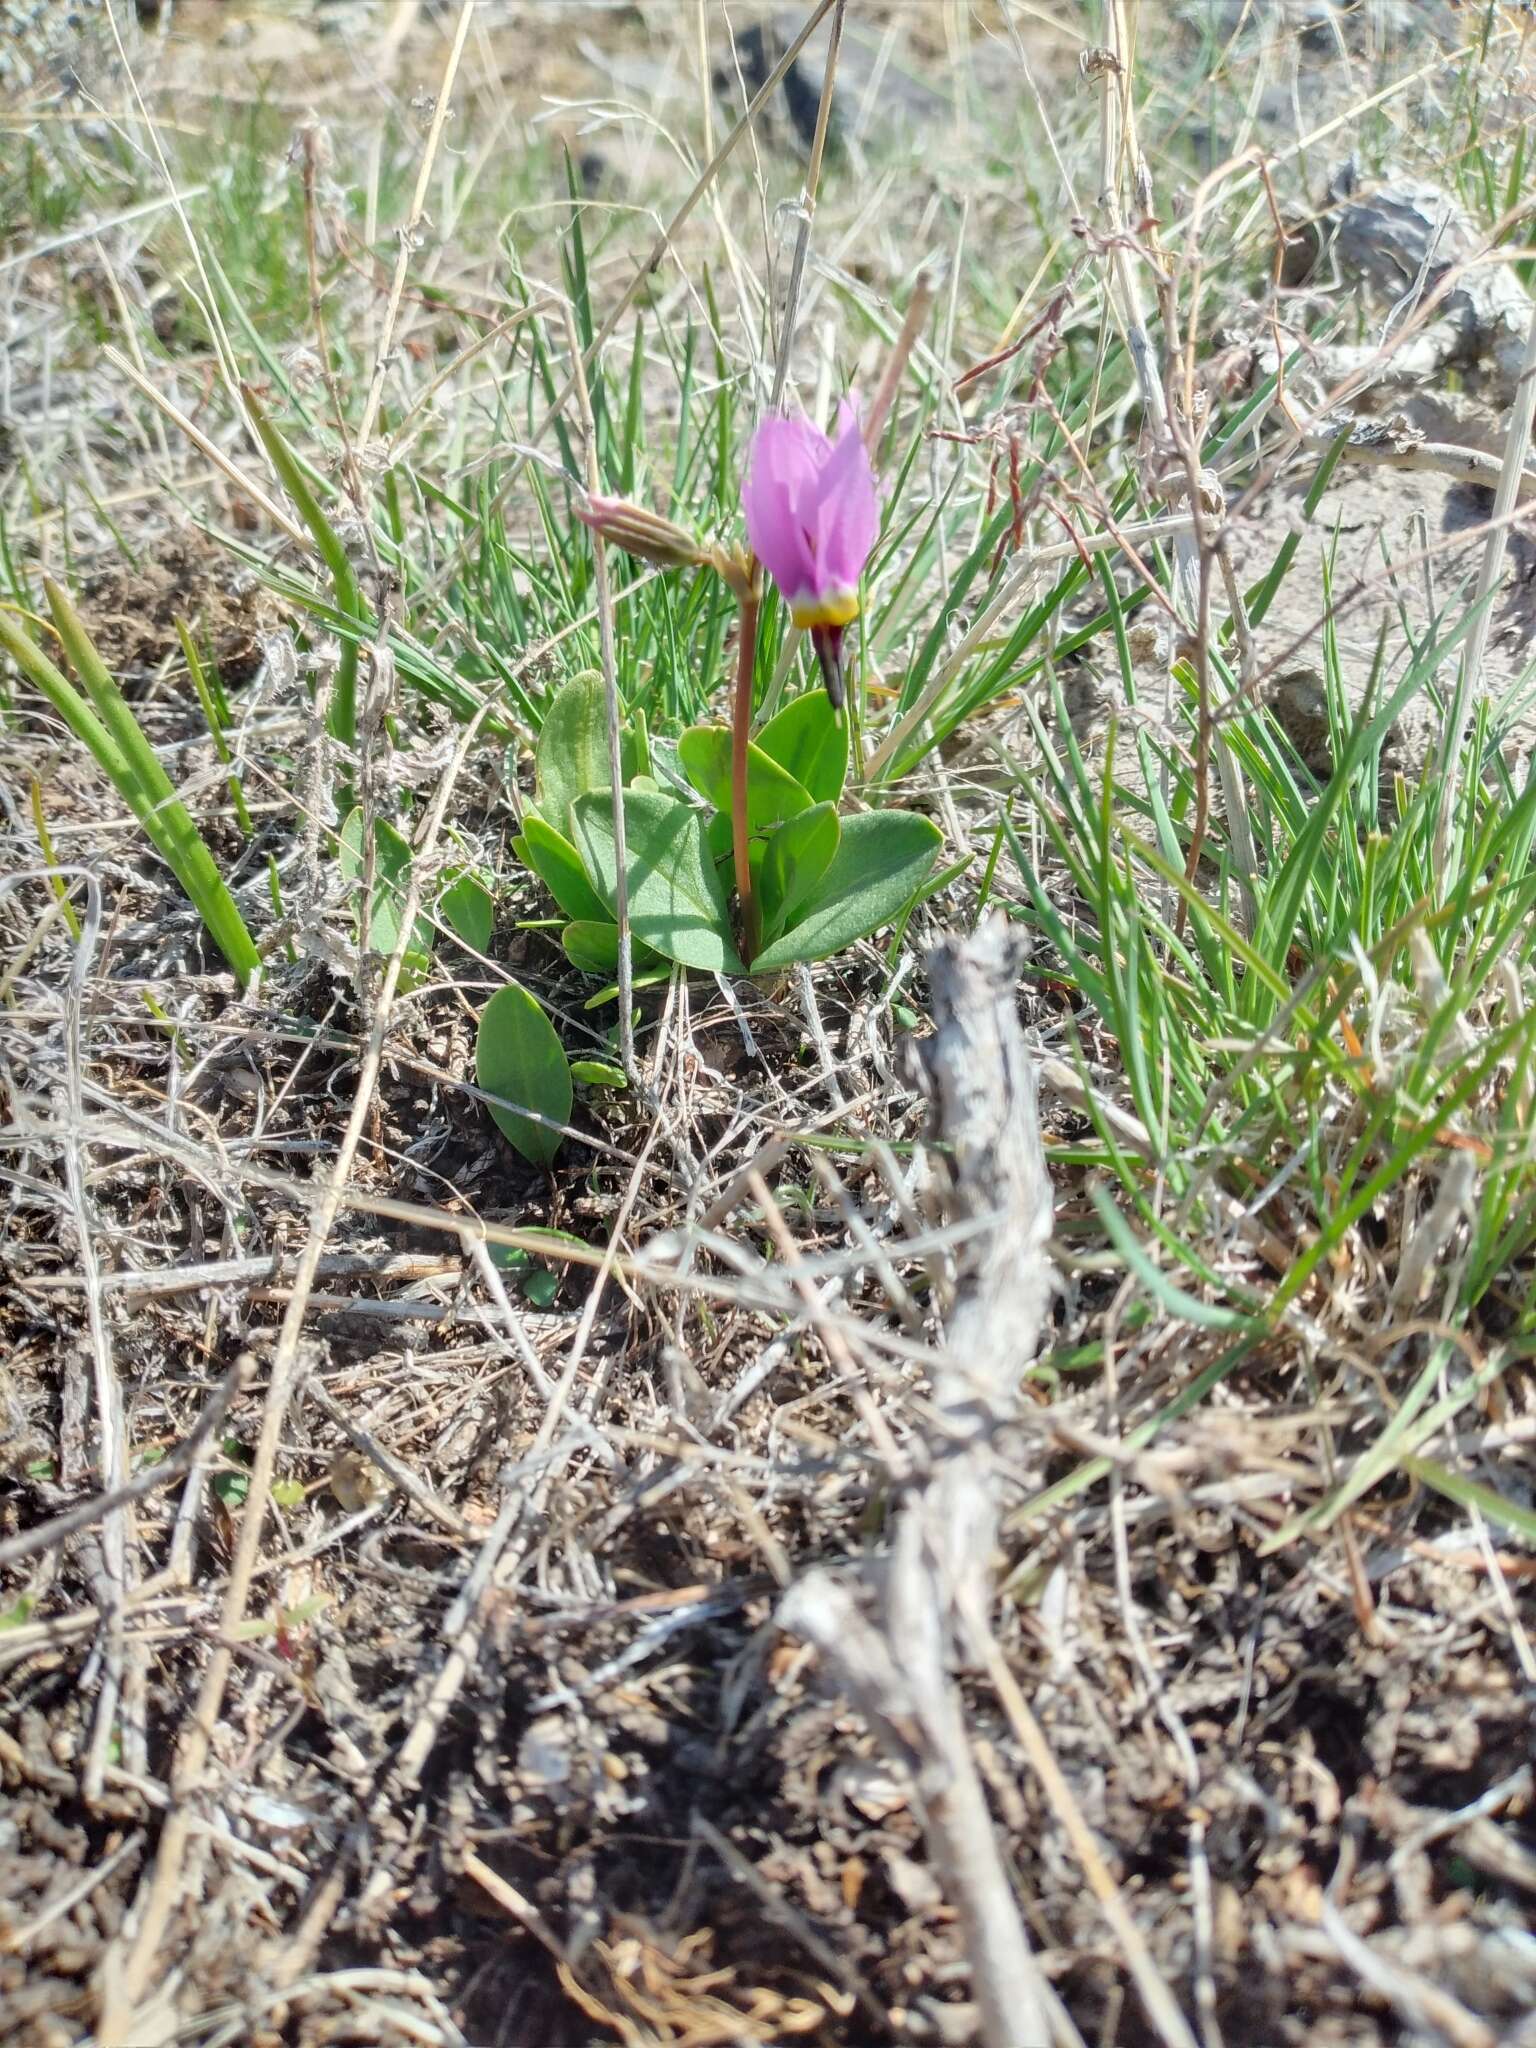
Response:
[742,401,878,711]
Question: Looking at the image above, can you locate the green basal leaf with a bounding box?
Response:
[571,790,744,973]
[439,866,494,952]
[213,1443,250,1507]
[677,724,812,831]
[516,814,611,924]
[562,920,665,977]
[760,802,840,944]
[476,979,573,1167]
[533,670,611,833]
[754,690,849,805]
[522,1268,561,1308]
[583,966,672,1009]
[339,809,432,985]
[562,919,620,974]
[752,811,942,971]
[570,1058,629,1087]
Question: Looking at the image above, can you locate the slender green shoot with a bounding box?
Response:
[1,588,260,986]
[175,618,254,837]
[28,773,82,941]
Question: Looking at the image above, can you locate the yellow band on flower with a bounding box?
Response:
[788,587,860,630]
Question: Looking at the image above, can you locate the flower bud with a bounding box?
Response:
[574,494,707,571]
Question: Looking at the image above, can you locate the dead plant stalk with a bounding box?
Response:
[778,918,1058,2048]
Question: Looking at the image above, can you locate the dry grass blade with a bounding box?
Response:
[355,3,475,453]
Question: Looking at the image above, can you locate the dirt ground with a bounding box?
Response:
[3,6,1535,2048]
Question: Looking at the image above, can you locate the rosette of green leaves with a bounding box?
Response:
[515,672,943,994]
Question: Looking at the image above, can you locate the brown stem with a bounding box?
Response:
[732,593,761,966]
[862,264,937,459]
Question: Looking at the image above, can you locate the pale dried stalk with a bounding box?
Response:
[779,917,1057,2048]
[563,300,634,1075]
[862,262,938,458]
[1098,7,1254,907]
[970,1602,1201,2048]
[767,0,847,413]
[1299,426,1536,502]
[356,3,474,452]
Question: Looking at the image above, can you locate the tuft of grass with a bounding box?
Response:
[2,586,259,985]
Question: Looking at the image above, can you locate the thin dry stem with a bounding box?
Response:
[563,299,635,1074]
[767,0,847,414]
[356,4,474,453]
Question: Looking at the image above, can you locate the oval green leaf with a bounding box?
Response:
[751,811,943,971]
[677,724,812,831]
[517,814,611,924]
[476,980,573,1168]
[562,919,665,978]
[582,964,672,1010]
[760,802,840,945]
[439,867,494,952]
[562,920,620,974]
[570,1058,629,1088]
[754,690,849,805]
[571,790,744,973]
[533,670,610,834]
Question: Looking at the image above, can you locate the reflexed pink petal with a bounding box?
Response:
[743,416,829,596]
[743,405,877,618]
[811,413,879,591]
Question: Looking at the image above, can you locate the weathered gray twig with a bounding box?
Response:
[779,915,1057,2048]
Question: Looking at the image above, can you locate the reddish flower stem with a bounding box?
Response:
[731,593,761,967]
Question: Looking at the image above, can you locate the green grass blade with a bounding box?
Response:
[36,581,260,985]
[242,387,364,746]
